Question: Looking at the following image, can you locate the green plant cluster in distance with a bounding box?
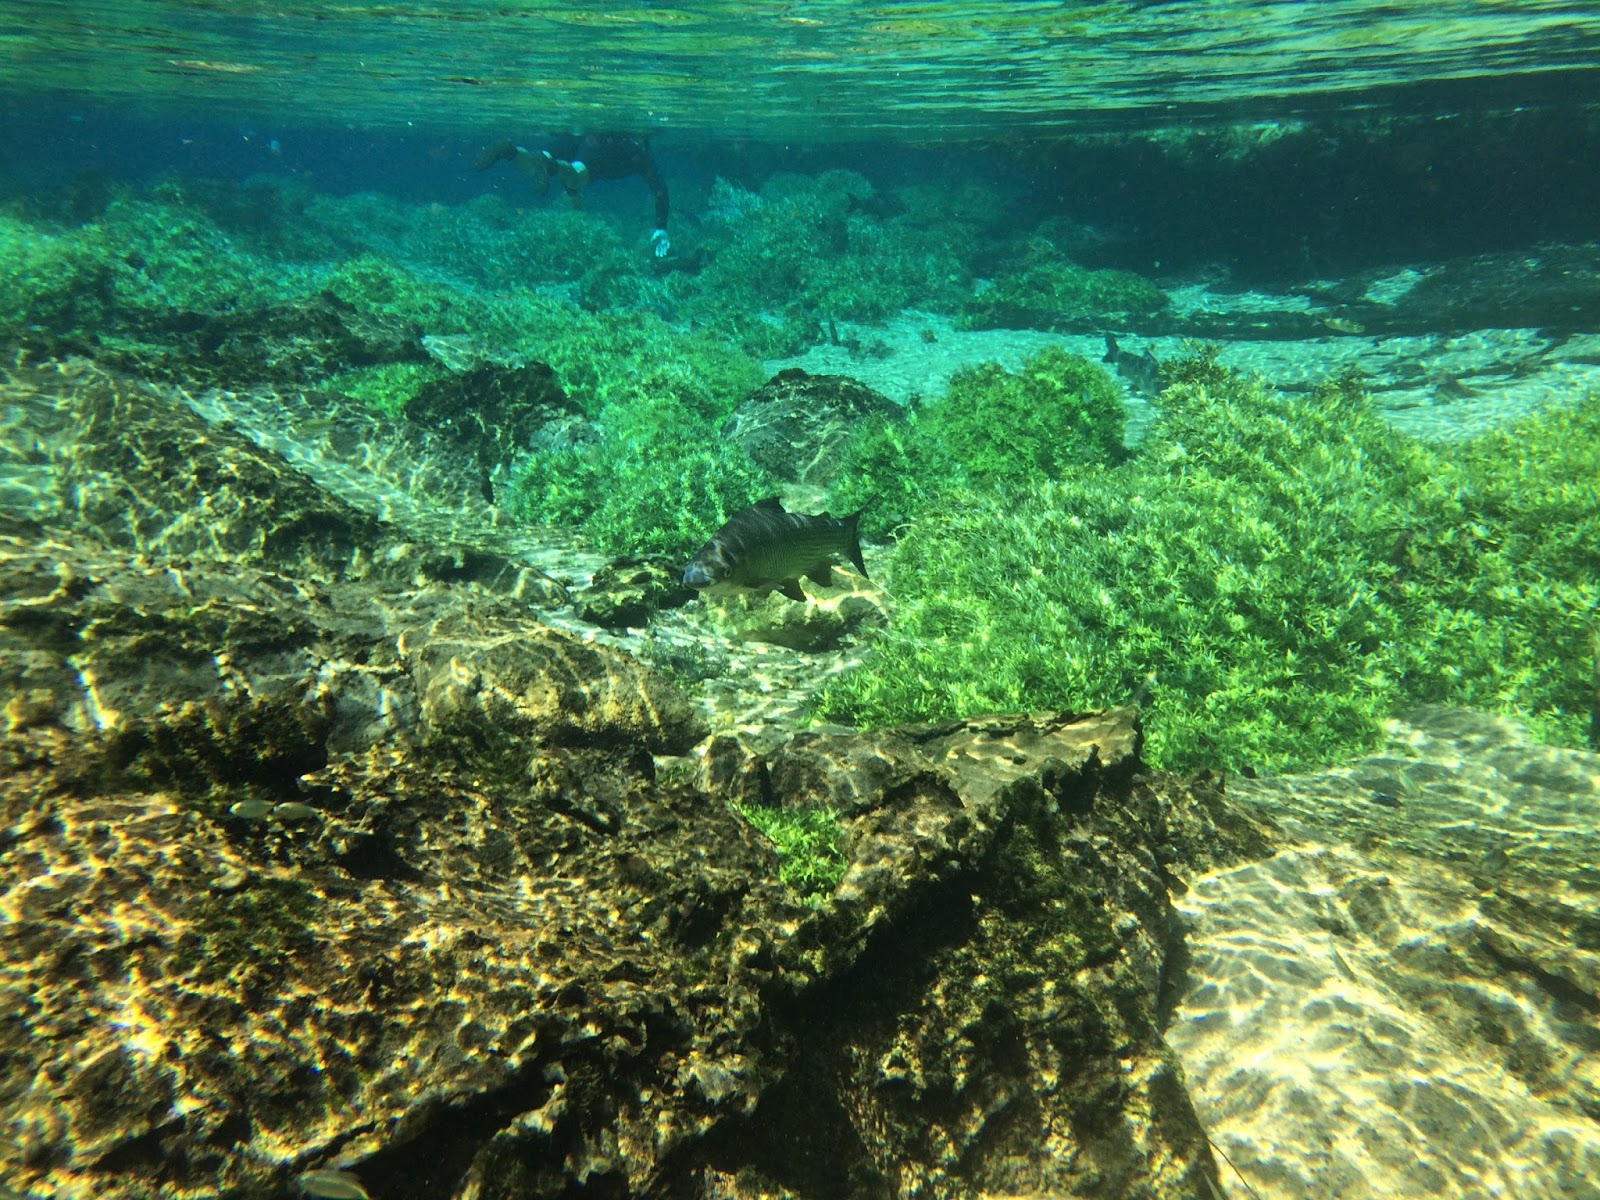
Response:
[816,350,1599,773]
[681,170,974,356]
[829,345,1128,539]
[734,802,847,902]
[962,257,1171,331]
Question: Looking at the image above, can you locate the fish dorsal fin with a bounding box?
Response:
[752,497,786,513]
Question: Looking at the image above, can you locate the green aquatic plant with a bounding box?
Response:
[100,195,314,316]
[817,357,1599,772]
[324,361,450,416]
[735,802,847,899]
[926,345,1129,480]
[828,346,1127,539]
[1380,391,1600,748]
[0,213,109,335]
[321,253,459,329]
[510,389,775,561]
[963,245,1170,331]
[683,171,972,354]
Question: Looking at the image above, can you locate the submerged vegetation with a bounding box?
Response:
[1,168,1595,774]
[831,345,1128,538]
[734,802,848,900]
[817,352,1600,770]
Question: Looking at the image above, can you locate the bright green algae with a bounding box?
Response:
[817,351,1600,771]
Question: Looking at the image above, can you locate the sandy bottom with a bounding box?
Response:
[769,302,1600,445]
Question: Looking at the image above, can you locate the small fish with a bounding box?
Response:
[271,802,322,822]
[297,1168,371,1200]
[228,799,275,821]
[682,498,867,602]
[1321,315,1366,334]
[1101,333,1163,397]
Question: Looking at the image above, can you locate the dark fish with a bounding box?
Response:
[1102,333,1163,397]
[683,498,867,602]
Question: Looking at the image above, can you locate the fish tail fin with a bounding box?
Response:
[1102,332,1119,363]
[845,509,869,579]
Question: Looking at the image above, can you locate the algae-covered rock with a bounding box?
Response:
[722,368,902,487]
[2,358,567,606]
[706,709,1269,1200]
[579,556,695,629]
[703,569,889,652]
[2,356,1268,1200]
[965,258,1171,332]
[402,359,576,474]
[404,611,707,759]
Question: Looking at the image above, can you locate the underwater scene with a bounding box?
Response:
[3,2,1600,1198]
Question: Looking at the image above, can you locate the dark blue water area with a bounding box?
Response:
[0,97,983,239]
[4,92,1600,283]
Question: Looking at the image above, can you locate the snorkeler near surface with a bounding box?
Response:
[474,131,671,257]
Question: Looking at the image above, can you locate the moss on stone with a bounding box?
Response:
[187,874,321,986]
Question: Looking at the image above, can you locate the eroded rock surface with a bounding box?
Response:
[721,368,901,488]
[1,356,1276,1200]
[1169,708,1600,1200]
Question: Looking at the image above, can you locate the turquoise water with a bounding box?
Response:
[3,4,1600,1200]
[6,0,1600,136]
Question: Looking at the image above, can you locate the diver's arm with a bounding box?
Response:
[638,153,669,230]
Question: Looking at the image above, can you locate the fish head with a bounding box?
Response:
[682,542,733,590]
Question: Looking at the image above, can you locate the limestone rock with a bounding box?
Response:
[0,355,1278,1200]
[402,359,575,473]
[698,711,1272,1199]
[1169,707,1600,1199]
[3,359,568,607]
[580,556,695,629]
[722,368,901,487]
[404,610,706,758]
[704,570,888,651]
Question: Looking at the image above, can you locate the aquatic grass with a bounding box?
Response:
[323,361,450,417]
[100,195,316,315]
[817,357,1599,772]
[829,346,1128,539]
[683,171,974,354]
[734,801,847,900]
[962,246,1171,331]
[509,388,776,562]
[0,212,111,335]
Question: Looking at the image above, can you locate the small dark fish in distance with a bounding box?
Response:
[683,497,867,602]
[1102,332,1163,397]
